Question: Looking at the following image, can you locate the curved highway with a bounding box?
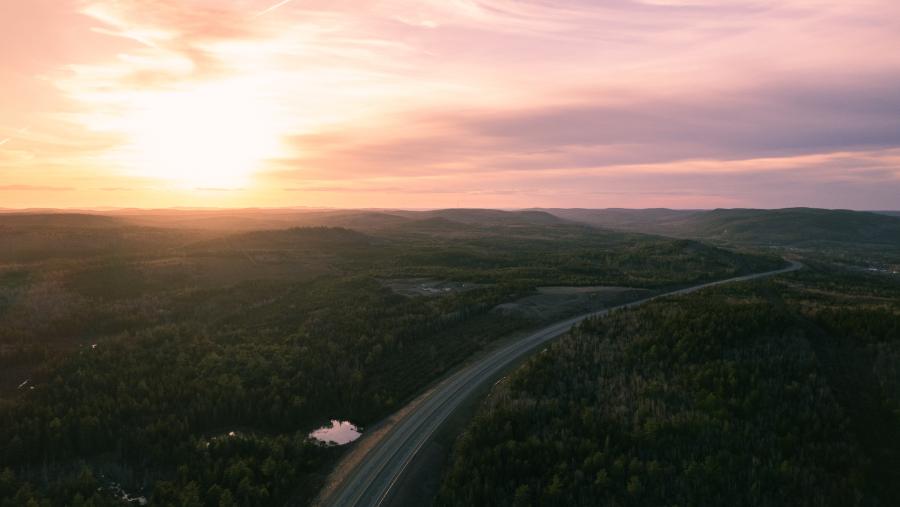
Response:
[324,261,803,507]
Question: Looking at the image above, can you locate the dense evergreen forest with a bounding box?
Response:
[437,263,900,506]
[0,212,780,506]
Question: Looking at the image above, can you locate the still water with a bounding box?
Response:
[309,420,362,445]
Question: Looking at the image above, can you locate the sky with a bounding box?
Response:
[2,0,900,209]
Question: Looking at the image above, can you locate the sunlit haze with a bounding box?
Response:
[2,0,900,209]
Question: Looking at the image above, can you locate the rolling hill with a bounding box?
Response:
[544,207,900,247]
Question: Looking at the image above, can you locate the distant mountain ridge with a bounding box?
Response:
[5,207,899,248]
[541,207,900,247]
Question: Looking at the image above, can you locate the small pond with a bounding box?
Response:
[308,420,362,445]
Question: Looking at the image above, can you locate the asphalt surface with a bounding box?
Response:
[324,261,803,507]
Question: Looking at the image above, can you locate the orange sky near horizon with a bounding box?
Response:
[2,0,900,209]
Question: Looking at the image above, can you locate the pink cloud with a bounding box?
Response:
[1,0,899,208]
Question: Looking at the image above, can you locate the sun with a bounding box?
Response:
[113,81,282,188]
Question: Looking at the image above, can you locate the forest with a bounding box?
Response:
[0,211,781,506]
[436,262,900,506]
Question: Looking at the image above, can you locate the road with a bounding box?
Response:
[324,260,803,507]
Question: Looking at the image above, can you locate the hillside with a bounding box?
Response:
[0,213,210,262]
[107,208,570,233]
[416,209,565,227]
[0,213,122,229]
[545,208,900,247]
[288,209,568,231]
[543,208,700,234]
[187,226,374,252]
[679,208,900,246]
[438,266,900,506]
[0,211,785,506]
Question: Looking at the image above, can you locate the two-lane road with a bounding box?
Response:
[324,261,803,507]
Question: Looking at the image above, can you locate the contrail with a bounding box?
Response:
[254,0,295,17]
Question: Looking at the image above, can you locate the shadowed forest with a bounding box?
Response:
[437,264,900,506]
[0,207,897,506]
[0,209,779,506]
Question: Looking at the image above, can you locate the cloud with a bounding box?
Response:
[467,73,900,159]
[0,185,73,192]
[3,0,900,208]
[274,68,900,183]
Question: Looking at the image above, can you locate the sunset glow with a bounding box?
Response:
[2,0,900,208]
[98,81,284,188]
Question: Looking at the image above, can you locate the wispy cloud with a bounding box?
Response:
[0,184,73,192]
[1,0,899,208]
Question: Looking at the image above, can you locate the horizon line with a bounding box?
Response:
[0,206,898,213]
